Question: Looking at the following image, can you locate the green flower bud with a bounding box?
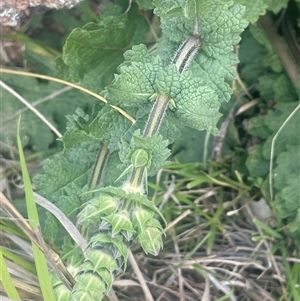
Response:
[138,227,163,256]
[131,207,154,234]
[77,194,119,227]
[85,249,118,272]
[102,211,134,237]
[131,149,149,168]
[72,273,106,301]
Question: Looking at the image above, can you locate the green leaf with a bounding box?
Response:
[131,207,154,233]
[234,0,271,23]
[73,273,106,300]
[102,212,134,236]
[105,45,162,106]
[57,3,147,91]
[136,0,155,10]
[154,0,247,106]
[248,115,273,139]
[132,132,171,176]
[234,0,289,23]
[0,251,21,300]
[17,118,56,301]
[33,142,98,240]
[86,249,118,271]
[99,186,167,224]
[137,227,164,255]
[239,28,268,84]
[245,144,270,178]
[0,73,97,151]
[89,107,134,152]
[172,81,221,134]
[273,145,300,192]
[154,0,247,46]
[249,25,282,72]
[62,105,134,152]
[77,194,119,227]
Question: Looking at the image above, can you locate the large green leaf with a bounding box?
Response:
[56,3,147,92]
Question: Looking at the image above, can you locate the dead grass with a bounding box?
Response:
[114,173,299,301]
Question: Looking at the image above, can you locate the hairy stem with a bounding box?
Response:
[89,143,110,190]
[128,35,201,190]
[143,94,171,137]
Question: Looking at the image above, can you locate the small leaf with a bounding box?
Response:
[73,272,106,300]
[131,149,149,168]
[138,227,164,256]
[86,249,118,272]
[131,207,154,233]
[89,234,129,268]
[77,194,119,227]
[103,212,134,236]
[99,186,167,225]
[145,217,164,231]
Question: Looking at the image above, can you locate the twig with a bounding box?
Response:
[107,289,121,301]
[165,209,191,232]
[211,101,239,160]
[0,80,62,138]
[129,251,154,301]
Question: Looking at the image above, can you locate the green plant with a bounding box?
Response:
[30,1,248,300]
[2,0,299,300]
[237,0,300,243]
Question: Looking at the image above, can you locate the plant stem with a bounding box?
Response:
[89,143,110,189]
[143,94,171,137]
[127,35,201,191]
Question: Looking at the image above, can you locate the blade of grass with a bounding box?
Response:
[214,290,234,301]
[280,244,300,301]
[253,218,283,240]
[0,250,21,300]
[17,117,56,301]
[0,246,36,274]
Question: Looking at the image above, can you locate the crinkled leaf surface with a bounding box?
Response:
[234,0,289,23]
[33,142,98,239]
[273,145,300,241]
[56,3,147,92]
[119,131,171,176]
[133,133,171,176]
[238,28,267,84]
[62,105,133,152]
[33,142,122,240]
[105,1,247,135]
[156,66,222,134]
[105,45,162,106]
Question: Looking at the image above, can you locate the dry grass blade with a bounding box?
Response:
[0,191,75,290]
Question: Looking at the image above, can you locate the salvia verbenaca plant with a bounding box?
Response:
[33,1,248,300]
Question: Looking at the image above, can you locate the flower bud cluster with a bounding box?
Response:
[71,190,164,301]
